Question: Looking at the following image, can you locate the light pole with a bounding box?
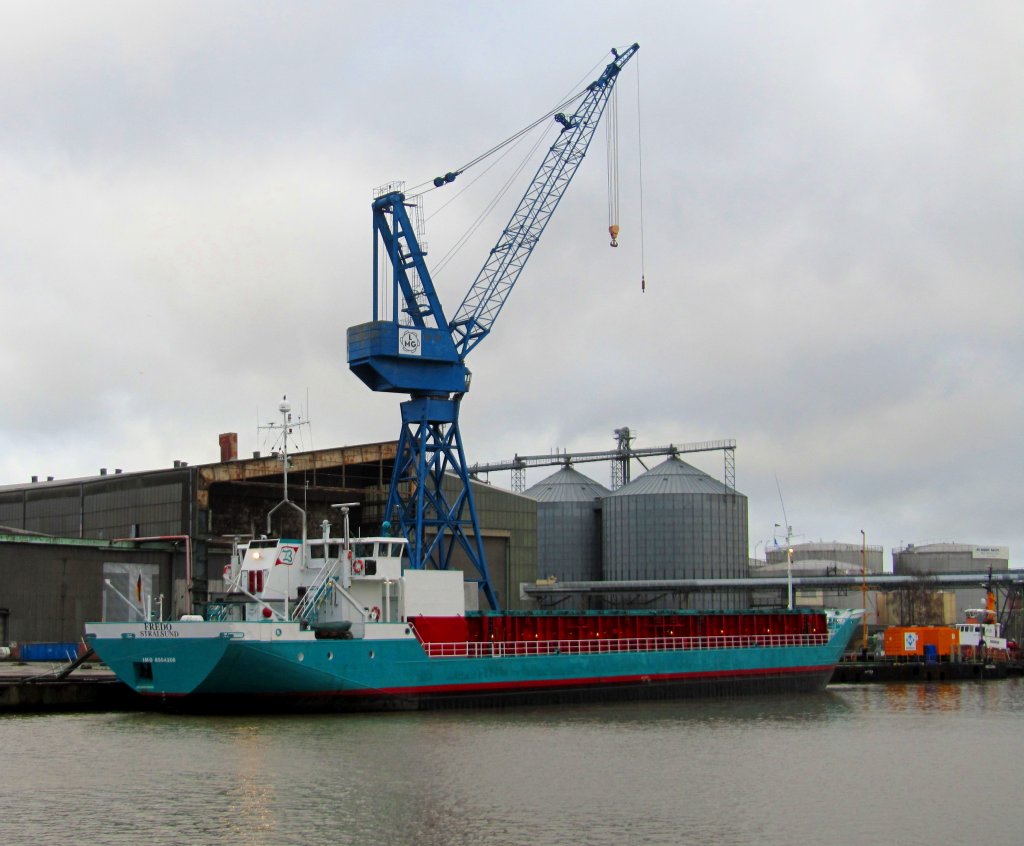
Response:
[776,523,795,610]
[861,529,868,656]
[787,547,794,610]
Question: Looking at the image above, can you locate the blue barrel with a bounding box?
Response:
[923,644,938,663]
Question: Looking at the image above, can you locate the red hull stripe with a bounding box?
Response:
[141,665,833,700]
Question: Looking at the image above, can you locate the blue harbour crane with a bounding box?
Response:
[347,43,639,610]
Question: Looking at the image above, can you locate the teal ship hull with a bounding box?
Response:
[85,612,861,712]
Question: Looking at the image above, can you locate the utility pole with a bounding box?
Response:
[861,530,868,656]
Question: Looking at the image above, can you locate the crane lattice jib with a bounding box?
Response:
[449,43,638,359]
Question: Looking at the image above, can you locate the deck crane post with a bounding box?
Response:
[347,43,639,610]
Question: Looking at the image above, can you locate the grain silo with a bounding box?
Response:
[602,455,748,609]
[524,466,608,591]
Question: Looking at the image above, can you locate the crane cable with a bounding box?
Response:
[413,54,611,276]
[606,55,648,292]
[432,125,551,277]
[407,86,590,197]
[636,53,647,292]
[403,50,642,285]
[606,85,620,247]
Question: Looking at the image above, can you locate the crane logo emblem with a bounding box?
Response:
[399,328,422,356]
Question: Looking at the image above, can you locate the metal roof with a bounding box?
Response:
[608,455,734,497]
[523,466,610,503]
[898,542,976,554]
[0,468,156,494]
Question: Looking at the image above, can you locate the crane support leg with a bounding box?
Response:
[385,396,501,610]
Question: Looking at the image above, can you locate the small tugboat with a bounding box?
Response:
[955,594,1013,662]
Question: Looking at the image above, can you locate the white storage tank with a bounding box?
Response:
[892,542,1009,619]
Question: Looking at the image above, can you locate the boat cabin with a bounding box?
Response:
[215,534,464,633]
[956,609,1005,651]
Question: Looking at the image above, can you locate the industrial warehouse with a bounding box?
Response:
[1,431,1019,650]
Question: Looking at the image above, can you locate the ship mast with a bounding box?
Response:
[264,398,308,617]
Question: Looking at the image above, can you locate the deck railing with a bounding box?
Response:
[421,633,829,658]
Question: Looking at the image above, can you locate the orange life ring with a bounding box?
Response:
[369,606,381,622]
[353,559,364,575]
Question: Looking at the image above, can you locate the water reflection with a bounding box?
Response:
[835,677,1024,717]
[2,680,1022,846]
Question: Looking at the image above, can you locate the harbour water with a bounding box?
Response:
[2,680,1022,846]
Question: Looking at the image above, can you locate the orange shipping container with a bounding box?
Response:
[884,626,958,657]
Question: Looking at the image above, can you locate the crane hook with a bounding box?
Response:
[609,224,619,248]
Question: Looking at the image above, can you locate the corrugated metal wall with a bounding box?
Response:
[469,478,537,611]
[524,468,606,595]
[0,473,188,539]
[535,499,603,583]
[602,491,749,610]
[0,493,21,527]
[82,480,185,538]
[25,487,82,535]
[437,476,537,610]
[0,540,173,642]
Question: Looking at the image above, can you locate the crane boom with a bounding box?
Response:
[449,43,639,359]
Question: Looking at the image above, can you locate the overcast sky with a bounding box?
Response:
[2,2,1021,569]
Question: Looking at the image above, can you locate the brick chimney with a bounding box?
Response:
[219,432,238,462]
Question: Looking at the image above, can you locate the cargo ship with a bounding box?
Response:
[85,522,862,711]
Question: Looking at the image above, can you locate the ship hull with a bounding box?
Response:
[167,666,836,714]
[85,614,859,713]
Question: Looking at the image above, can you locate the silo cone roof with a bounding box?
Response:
[611,455,736,496]
[524,465,610,502]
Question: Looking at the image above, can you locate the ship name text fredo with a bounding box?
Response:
[140,623,180,638]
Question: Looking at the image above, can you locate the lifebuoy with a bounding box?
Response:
[368,606,381,622]
[353,559,364,575]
